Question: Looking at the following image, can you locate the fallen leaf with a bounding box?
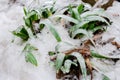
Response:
[111,41,120,49]
[85,58,93,80]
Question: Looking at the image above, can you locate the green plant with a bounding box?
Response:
[12,2,119,80]
[23,43,38,66]
[51,4,111,39]
[13,2,61,42]
[49,41,119,80]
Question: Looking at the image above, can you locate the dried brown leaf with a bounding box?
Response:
[85,58,93,80]
[111,41,120,49]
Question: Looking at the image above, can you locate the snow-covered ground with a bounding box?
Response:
[0,0,120,80]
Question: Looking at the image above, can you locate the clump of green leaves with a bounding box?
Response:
[13,2,61,42]
[49,45,119,80]
[23,43,38,66]
[23,1,56,34]
[12,1,117,80]
[49,52,87,80]
[52,4,111,39]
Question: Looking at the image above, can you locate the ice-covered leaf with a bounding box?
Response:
[61,60,77,73]
[51,15,79,24]
[23,43,38,52]
[55,53,65,71]
[55,41,75,52]
[91,50,109,59]
[91,50,120,59]
[83,16,110,25]
[71,52,87,80]
[68,5,80,20]
[25,52,38,66]
[12,26,29,41]
[72,29,89,38]
[23,7,27,16]
[23,44,38,66]
[69,21,89,33]
[80,8,105,17]
[103,75,110,80]
[40,20,62,42]
[24,10,39,28]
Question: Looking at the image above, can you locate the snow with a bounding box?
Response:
[0,0,120,80]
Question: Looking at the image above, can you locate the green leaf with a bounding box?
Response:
[23,43,38,52]
[26,10,38,20]
[55,41,75,53]
[91,50,109,59]
[25,52,38,66]
[51,15,79,24]
[91,50,120,59]
[71,52,87,80]
[42,10,49,18]
[39,24,45,31]
[80,8,105,17]
[42,8,52,18]
[69,15,109,33]
[12,26,29,41]
[83,16,110,25]
[48,51,55,56]
[68,5,80,20]
[92,26,104,33]
[103,75,110,80]
[24,18,32,27]
[24,10,39,28]
[23,44,38,66]
[23,7,27,16]
[72,29,89,38]
[69,21,90,33]
[72,8,81,20]
[61,59,77,73]
[40,20,62,42]
[77,4,84,14]
[55,53,65,71]
[87,22,95,30]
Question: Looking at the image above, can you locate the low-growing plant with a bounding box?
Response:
[11,1,120,80]
[13,1,61,42]
[23,43,38,66]
[51,4,111,40]
[49,41,119,80]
